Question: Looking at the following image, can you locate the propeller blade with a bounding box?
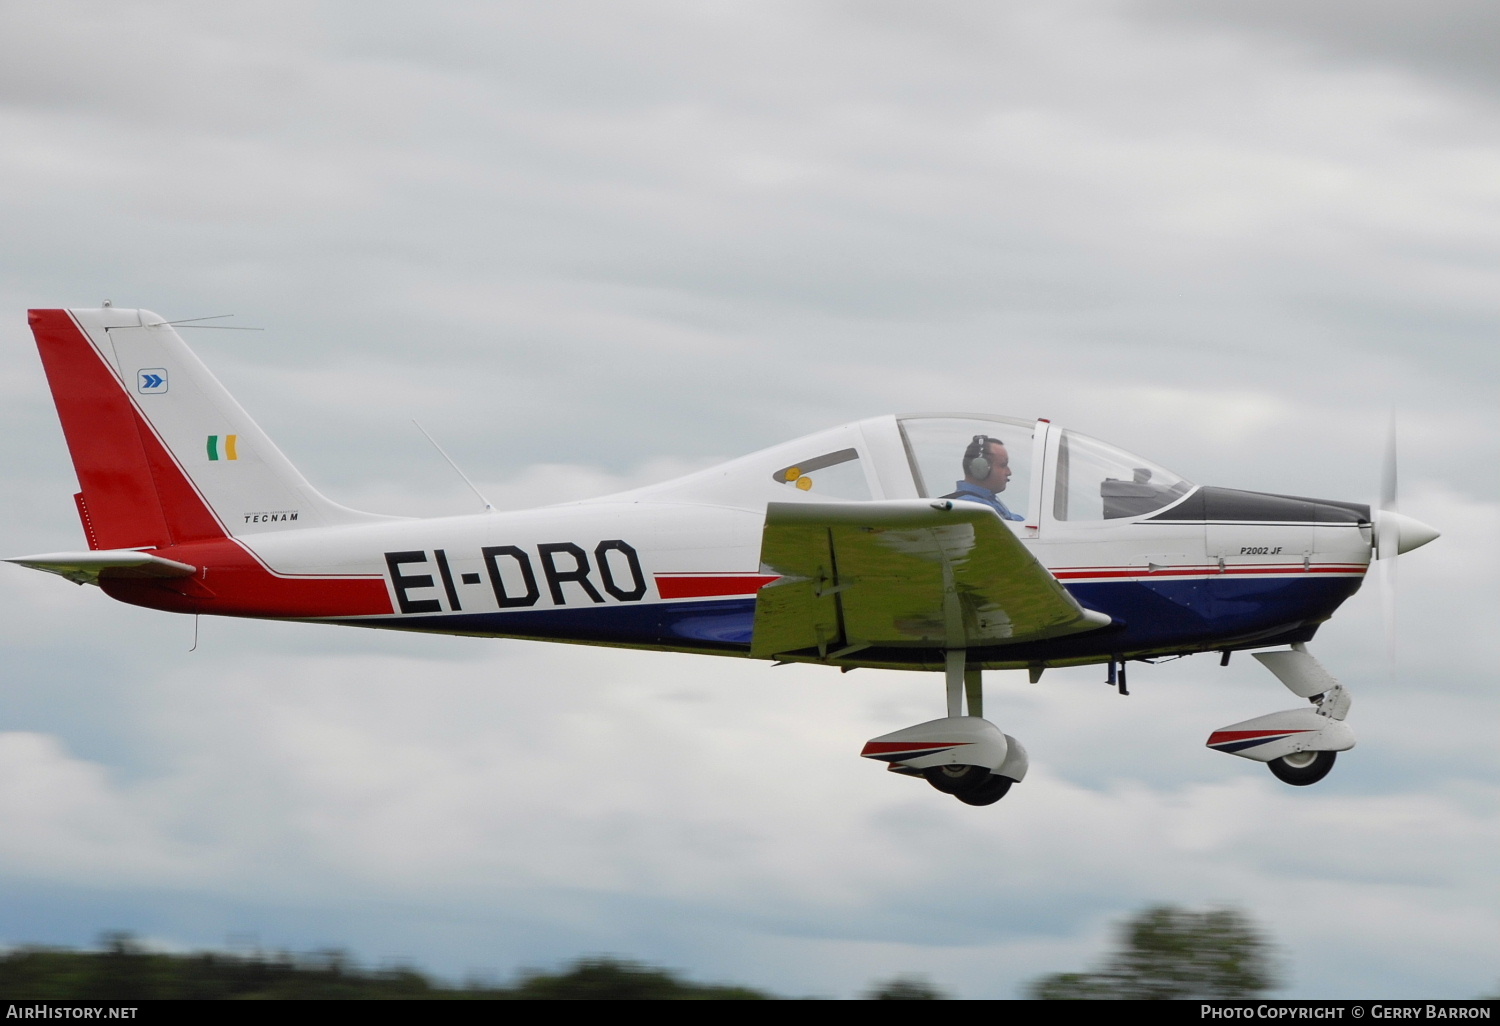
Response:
[1380,410,1398,514]
[1380,545,1397,670]
[1375,412,1399,559]
[1370,412,1438,672]
[1378,410,1398,671]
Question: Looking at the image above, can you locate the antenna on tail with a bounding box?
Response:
[412,420,495,513]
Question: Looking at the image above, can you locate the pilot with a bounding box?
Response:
[945,434,1024,521]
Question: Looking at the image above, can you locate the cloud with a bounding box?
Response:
[0,640,1491,997]
[0,733,189,881]
[1128,0,1500,99]
[0,0,1495,999]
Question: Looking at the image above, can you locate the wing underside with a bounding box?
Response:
[751,500,1109,660]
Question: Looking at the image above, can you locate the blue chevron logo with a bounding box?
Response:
[138,369,168,394]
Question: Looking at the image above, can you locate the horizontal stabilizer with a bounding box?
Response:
[6,550,197,587]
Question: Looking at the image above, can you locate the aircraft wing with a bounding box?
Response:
[751,500,1109,659]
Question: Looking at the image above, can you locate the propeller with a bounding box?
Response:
[1377,413,1398,667]
[1371,413,1440,668]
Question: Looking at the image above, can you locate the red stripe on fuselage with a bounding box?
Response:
[100,537,391,618]
[1053,564,1367,581]
[654,574,780,599]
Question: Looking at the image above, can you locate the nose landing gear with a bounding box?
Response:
[1207,644,1354,785]
[861,652,1026,806]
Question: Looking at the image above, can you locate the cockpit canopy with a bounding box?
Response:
[1051,427,1193,520]
[898,416,1192,522]
[613,413,1194,522]
[899,415,1034,514]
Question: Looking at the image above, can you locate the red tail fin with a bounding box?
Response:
[30,309,225,549]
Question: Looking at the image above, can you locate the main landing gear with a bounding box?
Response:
[1207,644,1354,786]
[860,651,1026,807]
[1266,749,1337,786]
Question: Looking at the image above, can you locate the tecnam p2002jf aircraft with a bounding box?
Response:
[10,308,1440,807]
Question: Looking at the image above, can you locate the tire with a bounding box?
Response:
[955,774,1014,806]
[924,764,991,795]
[1267,749,1336,786]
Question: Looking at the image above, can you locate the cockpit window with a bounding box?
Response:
[1053,430,1193,520]
[771,448,871,501]
[898,416,1033,521]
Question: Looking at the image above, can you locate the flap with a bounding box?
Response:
[5,550,197,586]
[752,499,1108,659]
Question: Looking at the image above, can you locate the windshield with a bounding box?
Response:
[898,415,1034,521]
[1053,430,1193,520]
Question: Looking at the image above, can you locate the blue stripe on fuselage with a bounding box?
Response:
[1066,574,1362,650]
[336,575,1362,661]
[345,597,759,651]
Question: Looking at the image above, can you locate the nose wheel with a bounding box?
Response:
[1267,749,1336,786]
[925,766,1015,805]
[924,763,989,794]
[1207,646,1355,785]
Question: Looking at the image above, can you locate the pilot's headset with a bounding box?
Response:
[965,434,999,480]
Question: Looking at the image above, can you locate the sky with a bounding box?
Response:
[0,0,1496,1000]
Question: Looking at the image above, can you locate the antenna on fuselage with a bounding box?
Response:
[412,419,495,513]
[103,313,266,336]
[144,314,265,330]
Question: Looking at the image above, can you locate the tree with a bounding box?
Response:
[1026,905,1280,1000]
[506,957,769,1000]
[864,975,947,1000]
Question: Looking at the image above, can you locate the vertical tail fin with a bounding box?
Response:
[29,307,389,551]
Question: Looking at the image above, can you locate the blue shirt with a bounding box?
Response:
[947,481,1024,521]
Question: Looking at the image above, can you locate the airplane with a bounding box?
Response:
[8,307,1441,807]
